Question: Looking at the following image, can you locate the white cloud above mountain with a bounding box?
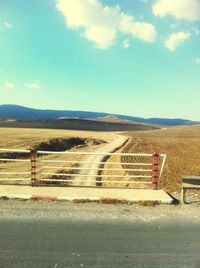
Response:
[195,57,200,64]
[56,0,157,49]
[4,21,13,29]
[4,81,14,90]
[24,81,41,89]
[153,0,200,21]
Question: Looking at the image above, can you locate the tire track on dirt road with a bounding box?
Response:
[72,135,129,187]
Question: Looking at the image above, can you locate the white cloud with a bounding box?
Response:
[139,0,148,4]
[56,0,157,49]
[120,14,157,43]
[192,27,200,36]
[24,80,41,89]
[153,0,200,21]
[195,57,200,64]
[164,32,190,51]
[170,24,177,29]
[4,21,13,29]
[4,81,14,90]
[123,39,130,48]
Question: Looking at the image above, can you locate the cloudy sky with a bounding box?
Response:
[0,0,200,119]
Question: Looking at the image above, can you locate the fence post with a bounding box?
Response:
[152,152,159,190]
[30,148,37,186]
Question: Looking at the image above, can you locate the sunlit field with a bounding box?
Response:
[1,126,200,192]
[121,125,200,193]
[0,128,112,185]
[0,127,112,149]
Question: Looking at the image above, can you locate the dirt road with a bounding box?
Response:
[72,135,128,187]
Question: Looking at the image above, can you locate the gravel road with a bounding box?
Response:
[72,135,128,187]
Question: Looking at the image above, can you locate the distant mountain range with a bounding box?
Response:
[0,104,198,126]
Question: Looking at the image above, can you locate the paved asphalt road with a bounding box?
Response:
[0,219,200,268]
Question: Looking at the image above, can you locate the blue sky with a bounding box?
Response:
[0,0,200,120]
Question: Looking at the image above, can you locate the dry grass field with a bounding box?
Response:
[121,125,200,193]
[1,125,200,193]
[0,118,157,132]
[0,127,113,149]
[0,128,113,185]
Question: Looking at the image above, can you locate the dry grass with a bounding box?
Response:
[0,127,112,185]
[0,127,112,149]
[136,201,160,206]
[100,198,128,204]
[121,125,200,193]
[101,143,152,189]
[2,125,200,193]
[101,155,126,188]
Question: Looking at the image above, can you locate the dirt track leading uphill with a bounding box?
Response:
[72,135,128,187]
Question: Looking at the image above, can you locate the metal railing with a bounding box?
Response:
[0,148,166,189]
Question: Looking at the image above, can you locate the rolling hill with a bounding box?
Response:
[0,118,158,132]
[0,104,197,126]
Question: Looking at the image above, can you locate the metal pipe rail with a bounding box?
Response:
[39,166,152,172]
[40,173,152,178]
[0,149,30,153]
[37,150,155,156]
[36,159,153,166]
[38,179,152,184]
[0,178,31,181]
[0,158,30,162]
[0,172,30,175]
[0,148,167,189]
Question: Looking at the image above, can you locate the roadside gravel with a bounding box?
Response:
[0,199,200,222]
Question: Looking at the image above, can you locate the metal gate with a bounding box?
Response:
[0,148,166,189]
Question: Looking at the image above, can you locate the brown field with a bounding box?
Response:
[0,127,113,149]
[0,118,157,132]
[1,125,200,193]
[0,128,112,185]
[121,125,200,193]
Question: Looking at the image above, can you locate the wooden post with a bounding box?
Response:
[30,148,37,186]
[152,152,159,190]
